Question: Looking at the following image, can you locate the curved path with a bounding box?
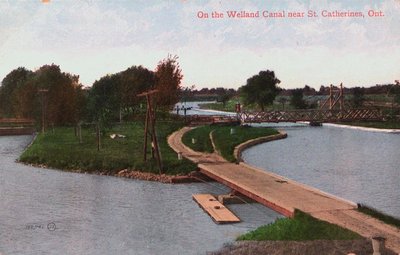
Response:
[168,127,400,253]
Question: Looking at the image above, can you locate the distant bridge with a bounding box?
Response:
[238,83,385,124]
[238,108,384,124]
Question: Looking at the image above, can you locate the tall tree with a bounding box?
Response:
[86,74,120,125]
[290,89,308,109]
[0,67,33,117]
[239,70,281,111]
[119,65,154,117]
[351,87,365,107]
[154,55,183,110]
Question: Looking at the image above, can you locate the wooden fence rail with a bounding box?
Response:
[0,118,36,136]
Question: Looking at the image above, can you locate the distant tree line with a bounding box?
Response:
[0,55,183,127]
[1,60,398,124]
[0,65,85,125]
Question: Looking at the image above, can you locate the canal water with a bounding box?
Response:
[0,135,280,255]
[242,124,400,218]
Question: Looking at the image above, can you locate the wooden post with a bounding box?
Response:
[138,89,163,174]
[96,122,100,151]
[143,97,150,161]
[340,83,344,111]
[38,89,49,133]
[79,123,82,144]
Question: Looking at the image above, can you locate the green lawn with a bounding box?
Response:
[182,125,278,162]
[19,121,197,175]
[182,125,215,153]
[237,210,361,241]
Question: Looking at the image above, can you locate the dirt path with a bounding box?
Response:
[168,127,400,253]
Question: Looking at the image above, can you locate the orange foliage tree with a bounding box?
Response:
[154,55,183,110]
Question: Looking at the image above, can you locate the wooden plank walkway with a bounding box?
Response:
[192,194,240,224]
[168,127,400,253]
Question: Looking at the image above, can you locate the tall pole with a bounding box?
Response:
[340,83,344,111]
[138,89,163,174]
[329,84,333,110]
[38,89,48,133]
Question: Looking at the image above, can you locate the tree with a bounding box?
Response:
[86,74,121,125]
[239,70,281,111]
[119,66,154,118]
[277,97,288,110]
[0,65,84,126]
[86,66,155,124]
[351,87,365,107]
[290,89,307,109]
[0,67,33,117]
[154,55,183,110]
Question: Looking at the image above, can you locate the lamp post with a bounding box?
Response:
[38,89,48,133]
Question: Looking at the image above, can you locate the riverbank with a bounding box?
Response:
[210,239,397,255]
[19,121,198,178]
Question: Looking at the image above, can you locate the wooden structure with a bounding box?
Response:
[137,90,163,174]
[0,118,35,136]
[238,84,384,124]
[38,89,49,133]
[320,83,346,110]
[168,128,400,253]
[238,108,383,124]
[185,115,239,126]
[192,194,240,224]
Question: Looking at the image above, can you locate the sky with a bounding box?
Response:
[0,0,399,90]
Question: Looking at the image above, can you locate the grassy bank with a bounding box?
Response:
[358,204,400,228]
[337,121,400,129]
[19,121,197,175]
[238,210,361,241]
[182,125,278,162]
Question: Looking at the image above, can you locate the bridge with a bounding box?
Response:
[0,118,35,136]
[237,84,385,124]
[238,108,384,124]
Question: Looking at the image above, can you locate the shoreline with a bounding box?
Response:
[324,122,400,133]
[18,160,204,184]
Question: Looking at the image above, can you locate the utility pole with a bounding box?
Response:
[38,89,49,133]
[138,89,163,174]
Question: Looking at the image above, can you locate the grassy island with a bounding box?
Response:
[182,125,279,162]
[20,121,197,175]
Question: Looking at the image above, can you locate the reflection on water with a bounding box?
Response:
[242,125,400,218]
[0,136,280,255]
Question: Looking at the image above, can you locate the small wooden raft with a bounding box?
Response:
[192,194,240,224]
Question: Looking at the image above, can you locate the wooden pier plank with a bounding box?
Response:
[193,194,240,224]
[168,127,400,253]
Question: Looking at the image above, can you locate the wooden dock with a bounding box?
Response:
[168,127,400,253]
[193,194,240,224]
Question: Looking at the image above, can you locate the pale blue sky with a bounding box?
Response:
[0,0,399,89]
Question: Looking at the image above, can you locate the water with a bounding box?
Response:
[242,124,400,218]
[0,135,280,255]
[173,101,236,116]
